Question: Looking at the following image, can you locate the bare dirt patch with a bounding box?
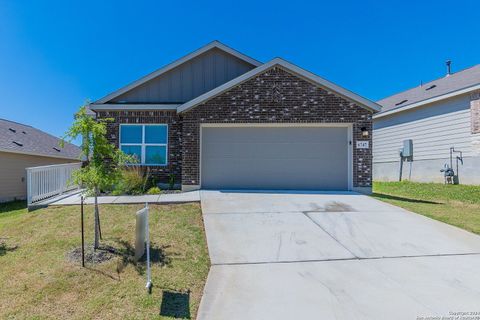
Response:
[67,243,118,264]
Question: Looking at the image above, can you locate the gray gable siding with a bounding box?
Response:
[373,94,477,163]
[110,48,256,104]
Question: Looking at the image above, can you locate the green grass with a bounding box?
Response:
[0,202,210,319]
[372,181,480,235]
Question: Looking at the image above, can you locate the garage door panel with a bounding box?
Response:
[203,127,347,143]
[201,126,349,190]
[204,142,348,159]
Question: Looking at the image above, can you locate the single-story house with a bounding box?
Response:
[373,63,480,184]
[89,41,381,193]
[0,119,82,203]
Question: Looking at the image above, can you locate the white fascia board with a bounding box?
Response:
[0,149,82,161]
[178,58,381,113]
[94,41,262,104]
[374,83,480,119]
[90,104,180,111]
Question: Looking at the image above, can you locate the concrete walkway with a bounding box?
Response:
[197,190,480,320]
[46,190,200,206]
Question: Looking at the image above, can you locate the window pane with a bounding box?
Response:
[120,125,142,143]
[121,145,142,163]
[145,125,167,144]
[145,146,167,165]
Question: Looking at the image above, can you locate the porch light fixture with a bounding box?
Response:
[361,127,369,137]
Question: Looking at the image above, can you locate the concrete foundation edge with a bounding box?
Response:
[352,186,372,195]
[182,184,201,192]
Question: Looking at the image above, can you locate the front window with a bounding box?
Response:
[120,124,168,165]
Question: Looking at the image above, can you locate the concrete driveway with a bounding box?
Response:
[197,191,480,320]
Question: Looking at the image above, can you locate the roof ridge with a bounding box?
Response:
[377,63,480,102]
[0,118,81,159]
[1,117,79,148]
[0,118,33,128]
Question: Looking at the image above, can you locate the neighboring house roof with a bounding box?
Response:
[177,58,382,113]
[375,64,480,118]
[94,40,262,105]
[0,118,82,160]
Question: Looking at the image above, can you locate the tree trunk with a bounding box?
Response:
[94,191,100,250]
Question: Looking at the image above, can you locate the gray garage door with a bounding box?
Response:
[201,126,349,190]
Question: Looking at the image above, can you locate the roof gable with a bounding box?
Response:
[95,41,261,105]
[177,58,381,113]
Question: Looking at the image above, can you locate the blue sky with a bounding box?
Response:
[1,0,479,143]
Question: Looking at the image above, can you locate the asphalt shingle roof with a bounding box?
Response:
[0,118,81,160]
[377,64,480,113]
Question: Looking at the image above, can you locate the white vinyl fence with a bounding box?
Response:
[26,162,82,206]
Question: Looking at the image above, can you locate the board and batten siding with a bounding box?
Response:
[110,48,255,104]
[0,151,79,203]
[373,94,478,163]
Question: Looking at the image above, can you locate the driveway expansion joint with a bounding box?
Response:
[212,252,480,267]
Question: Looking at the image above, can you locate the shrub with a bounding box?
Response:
[146,187,161,195]
[113,166,146,195]
[168,173,176,190]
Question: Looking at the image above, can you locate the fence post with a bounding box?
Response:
[26,169,32,206]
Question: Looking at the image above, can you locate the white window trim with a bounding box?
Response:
[119,124,169,166]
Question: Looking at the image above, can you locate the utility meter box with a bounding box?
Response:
[402,139,413,161]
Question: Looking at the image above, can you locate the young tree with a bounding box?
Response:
[63,105,131,249]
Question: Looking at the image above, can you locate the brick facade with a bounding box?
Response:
[182,66,373,189]
[98,66,374,190]
[96,110,183,184]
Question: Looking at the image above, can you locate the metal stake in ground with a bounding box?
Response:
[81,195,85,268]
[145,203,152,294]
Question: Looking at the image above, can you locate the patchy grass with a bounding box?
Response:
[372,181,480,235]
[0,202,209,319]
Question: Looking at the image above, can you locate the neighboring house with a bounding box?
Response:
[0,119,81,202]
[89,41,380,193]
[373,64,480,184]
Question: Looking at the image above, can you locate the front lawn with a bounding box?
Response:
[0,201,209,319]
[372,181,480,235]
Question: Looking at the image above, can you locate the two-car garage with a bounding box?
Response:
[200,125,352,191]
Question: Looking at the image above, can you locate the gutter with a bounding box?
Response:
[0,148,82,161]
[89,104,181,111]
